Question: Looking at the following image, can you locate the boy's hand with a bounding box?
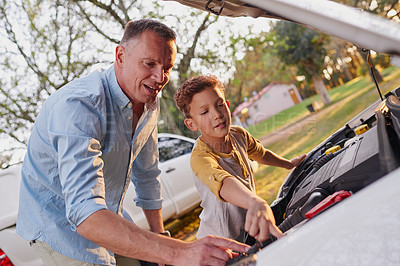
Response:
[290,154,307,168]
[245,197,283,242]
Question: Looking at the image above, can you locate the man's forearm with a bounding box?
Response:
[77,209,251,265]
[143,208,164,233]
[76,209,182,264]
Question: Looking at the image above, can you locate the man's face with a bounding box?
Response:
[185,86,231,143]
[115,30,177,105]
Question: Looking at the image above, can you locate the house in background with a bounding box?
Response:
[232,83,302,127]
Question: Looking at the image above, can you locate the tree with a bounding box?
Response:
[226,31,298,111]
[0,0,106,167]
[333,0,399,82]
[272,21,331,105]
[0,0,241,168]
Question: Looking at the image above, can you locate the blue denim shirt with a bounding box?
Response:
[16,65,162,265]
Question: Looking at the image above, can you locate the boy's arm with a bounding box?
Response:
[236,126,305,170]
[257,150,306,169]
[220,177,283,242]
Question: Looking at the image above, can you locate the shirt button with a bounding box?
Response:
[128,103,132,108]
[128,116,132,120]
[209,176,212,180]
[120,105,124,109]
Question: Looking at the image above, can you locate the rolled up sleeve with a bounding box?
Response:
[132,127,162,210]
[235,126,266,161]
[191,150,232,202]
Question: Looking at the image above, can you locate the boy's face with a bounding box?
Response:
[184,85,231,142]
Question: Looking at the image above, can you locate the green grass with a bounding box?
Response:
[253,67,400,203]
[247,66,400,139]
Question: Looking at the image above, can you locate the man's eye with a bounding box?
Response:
[145,62,155,67]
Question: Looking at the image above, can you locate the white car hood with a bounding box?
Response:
[0,166,22,229]
[165,0,400,57]
[256,167,400,265]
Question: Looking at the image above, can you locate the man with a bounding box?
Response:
[17,19,249,266]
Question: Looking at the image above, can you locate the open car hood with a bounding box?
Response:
[165,0,400,61]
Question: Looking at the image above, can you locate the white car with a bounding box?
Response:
[123,133,201,229]
[0,133,201,266]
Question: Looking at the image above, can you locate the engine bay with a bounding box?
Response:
[272,86,400,229]
[227,86,400,265]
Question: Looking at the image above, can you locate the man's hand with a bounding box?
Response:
[175,236,249,266]
[289,154,307,168]
[245,197,283,242]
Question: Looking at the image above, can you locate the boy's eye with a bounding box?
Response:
[145,62,155,67]
[200,110,208,115]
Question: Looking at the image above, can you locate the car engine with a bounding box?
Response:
[227,86,400,266]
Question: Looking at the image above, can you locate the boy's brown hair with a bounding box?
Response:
[174,75,225,118]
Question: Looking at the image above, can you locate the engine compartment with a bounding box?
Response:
[272,86,400,230]
[227,86,400,265]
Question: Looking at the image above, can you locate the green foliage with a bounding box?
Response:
[374,54,391,69]
[272,21,328,80]
[226,30,298,111]
[356,64,368,76]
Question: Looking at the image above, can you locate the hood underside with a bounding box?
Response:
[165,0,400,57]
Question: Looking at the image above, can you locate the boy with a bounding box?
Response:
[174,75,306,244]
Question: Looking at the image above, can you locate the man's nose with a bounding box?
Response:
[152,67,165,83]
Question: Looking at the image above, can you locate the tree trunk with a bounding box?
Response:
[159,98,183,135]
[312,75,331,105]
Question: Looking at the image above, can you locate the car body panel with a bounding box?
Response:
[0,166,21,230]
[0,226,43,266]
[256,167,400,266]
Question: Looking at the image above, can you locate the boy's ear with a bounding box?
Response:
[184,118,199,132]
[226,100,230,110]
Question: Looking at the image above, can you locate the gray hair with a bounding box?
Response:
[120,19,176,46]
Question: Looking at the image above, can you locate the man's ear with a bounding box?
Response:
[184,118,199,132]
[115,45,125,67]
[226,100,230,110]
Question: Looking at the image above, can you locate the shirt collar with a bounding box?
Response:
[105,65,130,110]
